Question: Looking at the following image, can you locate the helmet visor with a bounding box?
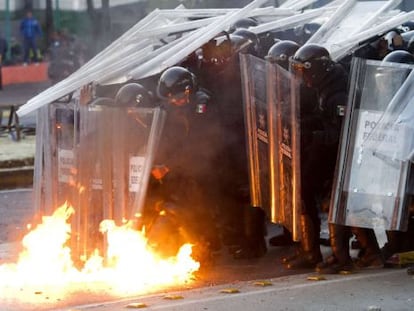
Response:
[265,53,290,64]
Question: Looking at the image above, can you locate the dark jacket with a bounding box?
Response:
[156,88,223,181]
[313,63,349,146]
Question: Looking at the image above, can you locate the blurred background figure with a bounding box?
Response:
[20,10,43,65]
[47,30,82,84]
[0,35,7,90]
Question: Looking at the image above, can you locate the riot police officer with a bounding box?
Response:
[287,44,349,270]
[384,30,406,52]
[382,49,414,64]
[232,28,264,58]
[266,40,300,69]
[340,52,414,270]
[47,32,80,84]
[296,22,321,45]
[289,44,385,273]
[200,33,267,259]
[154,66,223,260]
[114,82,154,107]
[378,50,414,264]
[265,40,301,248]
[344,50,414,270]
[230,17,259,32]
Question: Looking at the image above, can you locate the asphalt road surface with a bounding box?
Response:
[1,189,413,311]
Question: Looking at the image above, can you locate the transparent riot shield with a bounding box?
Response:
[73,102,166,258]
[34,88,165,261]
[240,54,302,241]
[33,99,79,217]
[330,58,413,233]
[267,60,302,241]
[240,54,271,218]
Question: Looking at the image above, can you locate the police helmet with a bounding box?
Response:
[202,34,232,67]
[157,66,197,105]
[266,40,300,70]
[382,50,414,64]
[384,30,405,51]
[296,22,321,44]
[259,32,281,55]
[115,83,153,107]
[290,44,332,87]
[231,17,258,30]
[376,50,414,103]
[399,21,414,33]
[407,36,414,54]
[232,29,261,55]
[230,33,256,55]
[202,33,254,68]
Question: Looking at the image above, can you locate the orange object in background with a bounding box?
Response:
[1,62,49,85]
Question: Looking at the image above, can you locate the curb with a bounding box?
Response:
[0,166,34,190]
[1,63,49,86]
[0,157,34,169]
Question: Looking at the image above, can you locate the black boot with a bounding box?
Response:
[284,215,322,269]
[381,230,404,262]
[316,224,354,274]
[281,244,302,264]
[233,206,267,259]
[269,226,295,247]
[353,227,384,269]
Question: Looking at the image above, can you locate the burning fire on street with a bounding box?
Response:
[0,202,200,304]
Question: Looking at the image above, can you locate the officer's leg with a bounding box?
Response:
[233,204,267,259]
[284,213,322,269]
[218,143,267,259]
[353,227,384,268]
[269,226,294,247]
[283,150,323,269]
[381,230,404,261]
[228,179,267,259]
[283,137,330,269]
[382,197,414,261]
[316,223,354,274]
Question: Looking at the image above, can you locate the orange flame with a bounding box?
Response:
[0,202,200,300]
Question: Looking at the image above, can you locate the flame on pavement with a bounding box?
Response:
[0,202,200,301]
